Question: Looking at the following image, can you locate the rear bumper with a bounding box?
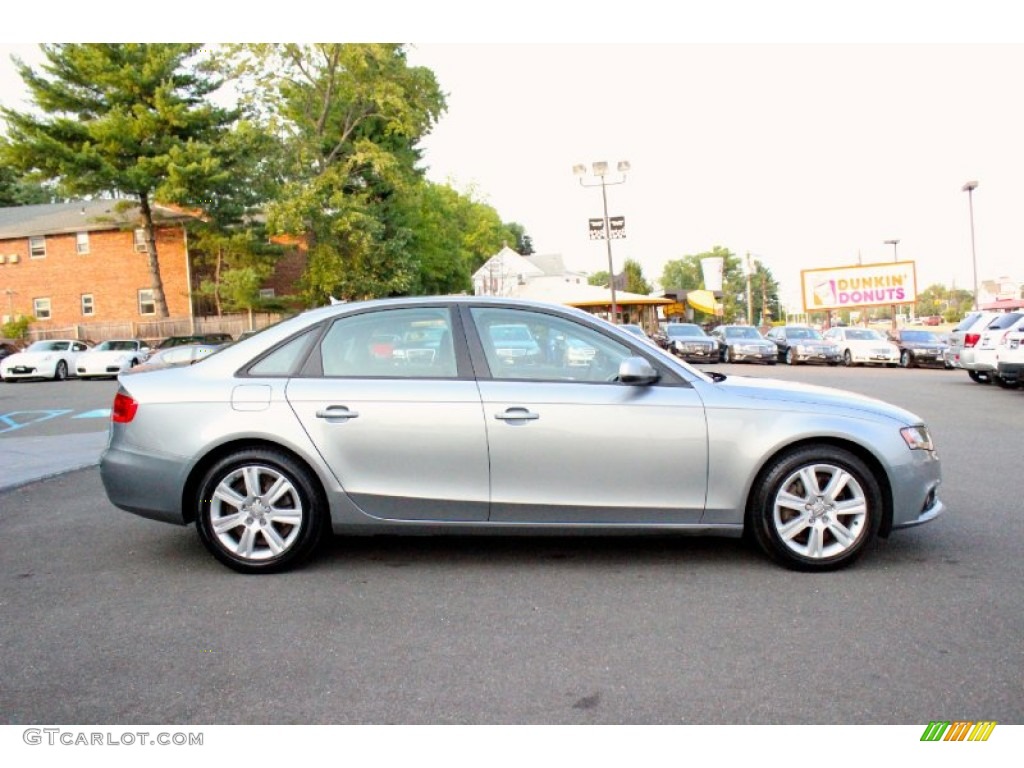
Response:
[100,443,189,525]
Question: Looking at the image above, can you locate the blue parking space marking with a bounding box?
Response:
[73,409,112,419]
[0,410,74,434]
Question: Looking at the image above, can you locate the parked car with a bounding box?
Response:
[0,340,22,380]
[995,330,1024,388]
[126,343,225,373]
[958,312,1024,384]
[618,323,657,346]
[100,296,944,574]
[923,315,943,326]
[822,327,900,367]
[887,329,951,369]
[0,339,92,381]
[155,333,234,350]
[945,311,1000,370]
[710,325,777,364]
[486,323,543,365]
[663,323,719,363]
[764,326,841,366]
[76,339,151,379]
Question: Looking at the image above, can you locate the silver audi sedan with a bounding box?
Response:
[100,297,944,573]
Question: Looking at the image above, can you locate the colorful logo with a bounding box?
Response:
[921,721,997,741]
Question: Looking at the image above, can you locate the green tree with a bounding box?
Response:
[660,246,744,322]
[622,258,652,294]
[588,270,610,287]
[226,43,447,304]
[2,44,239,317]
[0,156,54,206]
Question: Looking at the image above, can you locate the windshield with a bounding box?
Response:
[901,331,940,343]
[786,327,823,340]
[666,324,707,338]
[27,341,69,352]
[846,329,884,341]
[725,327,762,339]
[96,340,138,351]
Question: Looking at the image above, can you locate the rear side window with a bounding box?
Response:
[986,312,1024,330]
[248,329,318,377]
[953,313,982,332]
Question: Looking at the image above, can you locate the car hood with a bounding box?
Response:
[901,340,946,349]
[82,350,135,362]
[2,351,65,365]
[715,374,923,425]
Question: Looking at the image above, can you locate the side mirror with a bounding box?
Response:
[618,356,659,385]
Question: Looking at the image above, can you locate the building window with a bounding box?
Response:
[81,294,95,316]
[133,228,148,253]
[138,289,155,316]
[76,232,90,254]
[259,288,276,299]
[29,236,46,258]
[33,297,52,320]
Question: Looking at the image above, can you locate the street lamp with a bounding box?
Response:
[574,160,630,323]
[884,239,899,332]
[962,181,979,310]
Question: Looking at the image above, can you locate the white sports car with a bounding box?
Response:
[76,339,151,379]
[1,339,92,381]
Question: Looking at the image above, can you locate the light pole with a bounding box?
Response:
[574,160,629,323]
[962,181,979,310]
[884,239,899,332]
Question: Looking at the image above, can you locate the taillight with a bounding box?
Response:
[964,333,980,348]
[112,391,138,423]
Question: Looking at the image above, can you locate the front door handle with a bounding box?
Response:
[316,406,360,421]
[494,407,539,422]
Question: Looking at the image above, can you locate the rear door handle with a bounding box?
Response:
[316,406,360,421]
[494,408,539,422]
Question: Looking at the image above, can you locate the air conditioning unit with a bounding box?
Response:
[7,254,20,264]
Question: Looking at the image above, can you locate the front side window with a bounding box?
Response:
[138,289,155,316]
[76,232,90,254]
[33,297,52,319]
[81,294,94,316]
[29,236,46,258]
[470,307,633,383]
[319,307,458,379]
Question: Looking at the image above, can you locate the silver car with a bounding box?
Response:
[100,297,944,574]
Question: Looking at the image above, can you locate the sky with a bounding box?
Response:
[2,3,1023,312]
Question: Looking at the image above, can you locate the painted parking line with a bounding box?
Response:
[0,410,74,434]
[73,409,112,419]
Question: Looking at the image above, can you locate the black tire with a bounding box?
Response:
[785,348,796,365]
[994,375,1020,389]
[843,350,854,367]
[748,445,881,571]
[53,360,68,381]
[195,449,325,574]
[723,347,732,363]
[967,370,990,384]
[899,350,913,368]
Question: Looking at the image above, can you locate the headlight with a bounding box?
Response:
[901,425,934,451]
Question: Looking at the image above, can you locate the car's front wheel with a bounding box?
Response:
[748,446,881,571]
[195,449,325,574]
[843,350,854,367]
[900,350,913,368]
[53,360,68,381]
[785,348,796,365]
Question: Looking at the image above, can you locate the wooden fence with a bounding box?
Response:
[27,312,283,344]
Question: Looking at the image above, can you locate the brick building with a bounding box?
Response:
[0,200,195,329]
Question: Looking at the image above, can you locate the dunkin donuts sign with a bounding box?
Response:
[801,262,918,312]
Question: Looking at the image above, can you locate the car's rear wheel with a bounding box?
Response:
[748,445,881,571]
[994,375,1020,389]
[195,449,325,574]
[53,360,68,381]
[967,370,990,384]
